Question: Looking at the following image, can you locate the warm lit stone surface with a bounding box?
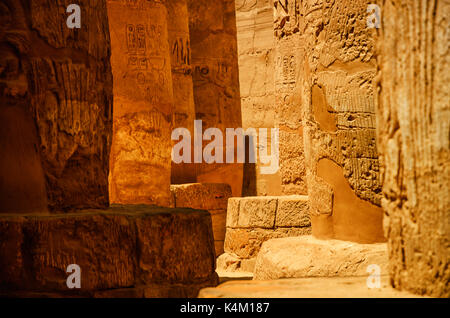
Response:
[171,183,231,210]
[226,195,310,229]
[107,0,173,207]
[236,0,282,196]
[170,183,232,256]
[217,252,256,274]
[0,0,113,213]
[198,276,424,298]
[222,196,311,271]
[166,0,197,184]
[254,236,388,280]
[296,0,384,243]
[188,0,244,197]
[0,205,218,297]
[274,0,307,196]
[376,0,450,297]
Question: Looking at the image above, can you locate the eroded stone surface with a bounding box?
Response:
[0,0,113,213]
[0,205,218,296]
[275,195,310,227]
[253,236,388,280]
[170,183,231,210]
[167,0,197,184]
[224,227,311,260]
[236,0,282,196]
[107,0,173,207]
[223,196,311,267]
[296,0,384,243]
[170,183,232,256]
[376,0,450,298]
[188,0,244,197]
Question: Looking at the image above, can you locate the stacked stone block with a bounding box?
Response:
[220,196,311,272]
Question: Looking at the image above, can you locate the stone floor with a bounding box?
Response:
[199,275,425,298]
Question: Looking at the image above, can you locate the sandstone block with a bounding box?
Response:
[171,183,232,210]
[216,252,256,273]
[253,236,388,280]
[0,205,218,295]
[237,197,278,228]
[275,195,310,227]
[224,227,311,259]
[226,198,241,228]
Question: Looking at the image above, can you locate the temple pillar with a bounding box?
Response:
[166,0,197,184]
[187,0,244,197]
[107,0,173,206]
[377,0,450,297]
[299,0,385,243]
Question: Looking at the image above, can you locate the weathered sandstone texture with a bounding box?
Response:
[166,0,197,184]
[188,0,244,197]
[220,196,311,271]
[236,0,282,196]
[253,236,388,280]
[0,0,113,213]
[170,183,232,256]
[274,0,308,195]
[298,0,384,243]
[107,0,173,207]
[0,205,218,297]
[376,0,450,297]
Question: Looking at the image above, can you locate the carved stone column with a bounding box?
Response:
[187,0,244,197]
[377,0,450,297]
[107,0,173,206]
[299,0,385,243]
[166,0,197,184]
[0,0,113,212]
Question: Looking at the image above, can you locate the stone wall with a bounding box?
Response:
[377,0,450,297]
[107,0,173,207]
[187,0,244,197]
[298,0,385,243]
[0,0,113,213]
[220,195,311,272]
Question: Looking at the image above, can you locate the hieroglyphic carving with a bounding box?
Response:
[107,0,173,206]
[192,60,232,87]
[274,0,299,38]
[171,37,191,72]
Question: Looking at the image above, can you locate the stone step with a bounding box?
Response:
[254,235,388,280]
[0,205,218,297]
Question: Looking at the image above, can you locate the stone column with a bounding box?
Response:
[274,0,307,195]
[0,0,113,213]
[166,0,197,184]
[377,0,449,297]
[187,0,244,197]
[300,0,385,243]
[236,0,282,196]
[107,0,174,207]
